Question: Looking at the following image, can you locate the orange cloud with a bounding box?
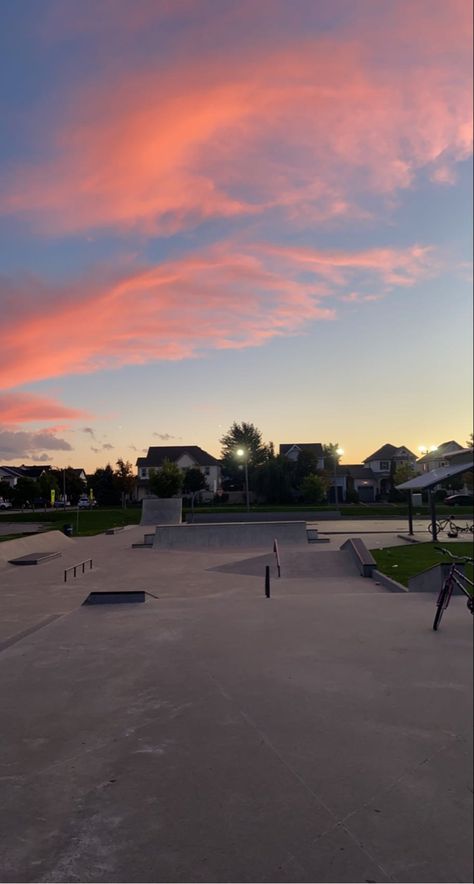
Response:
[1,4,471,235]
[0,241,434,390]
[0,392,88,425]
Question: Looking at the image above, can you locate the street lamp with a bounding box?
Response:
[333,447,344,505]
[236,448,250,512]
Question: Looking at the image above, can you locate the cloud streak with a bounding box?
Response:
[0,240,436,391]
[0,392,88,425]
[0,428,73,461]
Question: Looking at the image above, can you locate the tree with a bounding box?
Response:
[220,421,267,468]
[149,459,183,498]
[466,432,473,449]
[0,481,14,503]
[89,464,121,506]
[182,468,207,496]
[253,455,294,504]
[38,470,60,502]
[393,463,416,487]
[114,459,135,502]
[52,467,86,504]
[294,450,320,485]
[12,477,39,507]
[322,442,343,472]
[300,474,328,505]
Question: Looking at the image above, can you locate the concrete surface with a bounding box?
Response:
[0,525,472,883]
[140,498,182,526]
[153,521,308,550]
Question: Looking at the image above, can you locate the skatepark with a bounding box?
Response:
[0,517,472,883]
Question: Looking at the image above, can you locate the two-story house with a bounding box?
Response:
[363,444,417,498]
[136,446,221,501]
[416,441,465,473]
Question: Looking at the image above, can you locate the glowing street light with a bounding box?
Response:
[236,448,250,512]
[418,445,438,454]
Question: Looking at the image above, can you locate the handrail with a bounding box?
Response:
[64,558,93,582]
[273,539,281,577]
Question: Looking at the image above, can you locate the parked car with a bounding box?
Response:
[0,499,12,509]
[54,500,71,508]
[78,496,97,508]
[443,493,473,507]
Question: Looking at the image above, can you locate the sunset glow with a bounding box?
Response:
[0,0,472,467]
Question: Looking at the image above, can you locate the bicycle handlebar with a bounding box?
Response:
[435,546,474,564]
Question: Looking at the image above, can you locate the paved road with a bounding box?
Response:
[0,527,472,882]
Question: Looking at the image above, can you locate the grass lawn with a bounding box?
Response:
[0,508,142,537]
[370,541,474,588]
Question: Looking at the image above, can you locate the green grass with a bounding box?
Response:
[370,541,474,588]
[0,508,141,536]
[0,533,32,543]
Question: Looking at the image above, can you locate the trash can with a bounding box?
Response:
[63,524,73,537]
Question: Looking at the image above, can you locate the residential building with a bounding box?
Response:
[0,464,52,487]
[338,464,378,503]
[136,446,221,501]
[279,443,325,469]
[363,444,417,498]
[416,440,465,473]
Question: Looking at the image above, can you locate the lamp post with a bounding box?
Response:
[236,448,250,512]
[333,447,344,505]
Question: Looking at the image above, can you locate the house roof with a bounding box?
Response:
[279,443,324,457]
[338,464,376,480]
[137,446,220,468]
[0,464,52,479]
[363,444,416,463]
[416,441,464,464]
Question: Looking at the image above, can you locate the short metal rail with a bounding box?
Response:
[273,539,281,577]
[64,559,93,582]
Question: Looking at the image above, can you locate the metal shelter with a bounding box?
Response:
[396,461,473,540]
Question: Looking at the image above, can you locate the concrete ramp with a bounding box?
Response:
[0,530,73,565]
[140,497,182,526]
[153,521,307,550]
[210,548,359,578]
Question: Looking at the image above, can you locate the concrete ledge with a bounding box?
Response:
[397,533,420,543]
[153,521,308,550]
[372,569,408,593]
[189,510,341,523]
[340,538,377,577]
[8,551,62,566]
[105,526,125,535]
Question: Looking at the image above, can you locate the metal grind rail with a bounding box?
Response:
[64,559,93,582]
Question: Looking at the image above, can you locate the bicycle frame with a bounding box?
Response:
[433,547,474,630]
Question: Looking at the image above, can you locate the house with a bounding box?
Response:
[416,441,465,473]
[136,446,221,501]
[0,464,52,487]
[363,444,417,498]
[279,443,325,469]
[338,464,378,503]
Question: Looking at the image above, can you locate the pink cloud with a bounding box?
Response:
[0,241,435,390]
[0,4,471,235]
[0,392,88,425]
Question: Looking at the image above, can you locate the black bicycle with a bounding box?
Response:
[428,517,474,537]
[433,547,474,631]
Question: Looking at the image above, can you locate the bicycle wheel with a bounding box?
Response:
[433,580,451,631]
[428,522,438,536]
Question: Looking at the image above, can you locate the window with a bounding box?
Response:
[140,468,148,478]
[204,467,210,475]
[379,461,390,470]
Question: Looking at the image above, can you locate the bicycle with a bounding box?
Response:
[432,547,474,631]
[428,517,474,537]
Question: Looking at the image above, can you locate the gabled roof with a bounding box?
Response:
[417,441,464,464]
[279,443,324,457]
[137,446,220,468]
[363,444,416,463]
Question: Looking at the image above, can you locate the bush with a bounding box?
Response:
[149,460,183,498]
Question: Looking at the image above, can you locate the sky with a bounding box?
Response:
[0,0,472,472]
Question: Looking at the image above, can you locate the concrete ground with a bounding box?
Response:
[0,524,472,883]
